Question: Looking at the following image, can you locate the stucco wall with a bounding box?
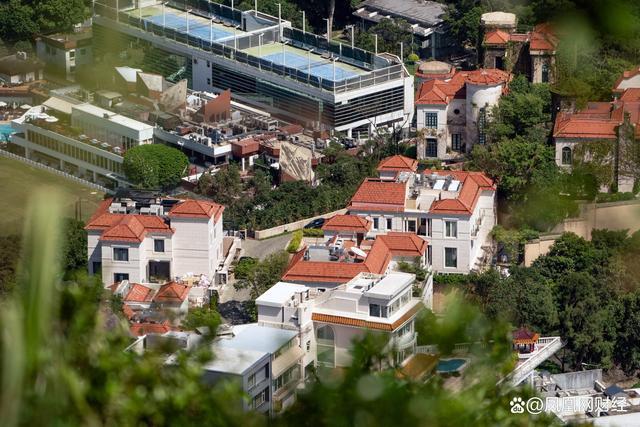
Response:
[524,200,640,266]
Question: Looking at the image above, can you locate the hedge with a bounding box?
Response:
[303,228,324,237]
[286,230,303,253]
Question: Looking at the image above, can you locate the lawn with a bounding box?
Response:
[0,157,105,236]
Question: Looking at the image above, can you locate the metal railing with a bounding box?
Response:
[505,337,563,386]
[0,148,113,194]
[93,2,407,95]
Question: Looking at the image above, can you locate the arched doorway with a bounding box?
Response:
[316,325,335,367]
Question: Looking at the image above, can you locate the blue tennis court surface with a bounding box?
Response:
[144,12,233,41]
[263,52,359,82]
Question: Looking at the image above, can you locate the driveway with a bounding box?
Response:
[242,233,292,260]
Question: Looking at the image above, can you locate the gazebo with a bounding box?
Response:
[512,327,539,354]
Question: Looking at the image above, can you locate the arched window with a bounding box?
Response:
[316,325,335,367]
[562,146,572,165]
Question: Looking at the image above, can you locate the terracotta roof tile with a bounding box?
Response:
[124,283,155,303]
[377,155,418,173]
[416,69,510,106]
[422,170,495,215]
[322,214,372,233]
[130,321,172,337]
[312,302,423,332]
[484,29,510,45]
[349,179,406,212]
[465,68,511,85]
[529,23,557,52]
[168,199,224,221]
[154,282,190,303]
[378,232,427,257]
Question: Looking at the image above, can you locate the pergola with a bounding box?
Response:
[512,327,539,354]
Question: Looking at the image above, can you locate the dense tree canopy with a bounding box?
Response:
[123,144,188,190]
[471,230,640,374]
[0,0,88,42]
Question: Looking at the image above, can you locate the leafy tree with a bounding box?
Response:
[182,306,222,335]
[615,290,640,374]
[556,271,617,370]
[354,18,413,58]
[443,0,484,49]
[0,0,87,42]
[123,144,188,189]
[61,218,87,273]
[234,250,289,299]
[0,234,21,295]
[197,163,243,206]
[486,76,551,142]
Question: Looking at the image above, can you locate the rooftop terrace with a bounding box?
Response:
[94,0,406,93]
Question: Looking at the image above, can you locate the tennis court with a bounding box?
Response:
[136,7,234,42]
[244,43,367,82]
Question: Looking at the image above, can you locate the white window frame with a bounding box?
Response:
[444,220,458,238]
[444,247,458,269]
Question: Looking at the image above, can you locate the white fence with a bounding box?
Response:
[0,149,113,194]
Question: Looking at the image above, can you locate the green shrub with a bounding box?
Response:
[595,192,635,203]
[287,230,303,253]
[303,228,324,237]
[123,144,188,189]
[407,53,419,63]
[434,273,469,286]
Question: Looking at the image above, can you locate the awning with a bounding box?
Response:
[272,346,304,378]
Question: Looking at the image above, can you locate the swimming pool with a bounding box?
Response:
[436,358,468,373]
[0,123,13,140]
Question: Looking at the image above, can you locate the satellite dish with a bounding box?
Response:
[350,247,367,258]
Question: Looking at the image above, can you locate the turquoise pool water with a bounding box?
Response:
[0,123,12,139]
[436,358,467,373]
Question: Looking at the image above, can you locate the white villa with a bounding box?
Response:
[415,68,510,158]
[346,155,496,274]
[86,195,225,285]
[256,272,424,370]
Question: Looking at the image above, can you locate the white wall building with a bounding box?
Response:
[36,28,93,81]
[92,1,414,138]
[86,196,225,285]
[347,156,497,274]
[256,272,424,370]
[214,325,304,414]
[10,100,154,187]
[415,69,510,159]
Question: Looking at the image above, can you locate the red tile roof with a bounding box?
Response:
[86,198,174,243]
[423,170,495,215]
[614,66,640,91]
[349,179,407,212]
[312,302,423,331]
[465,68,511,85]
[529,23,557,52]
[122,305,136,320]
[282,232,429,285]
[124,283,155,303]
[154,281,190,303]
[130,321,172,337]
[415,69,510,106]
[378,232,427,258]
[377,155,418,173]
[484,29,510,45]
[168,199,224,221]
[322,214,372,233]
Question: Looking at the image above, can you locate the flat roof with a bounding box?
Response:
[204,345,268,375]
[356,0,446,26]
[256,282,308,307]
[365,272,414,300]
[72,103,153,132]
[133,4,370,83]
[219,324,297,354]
